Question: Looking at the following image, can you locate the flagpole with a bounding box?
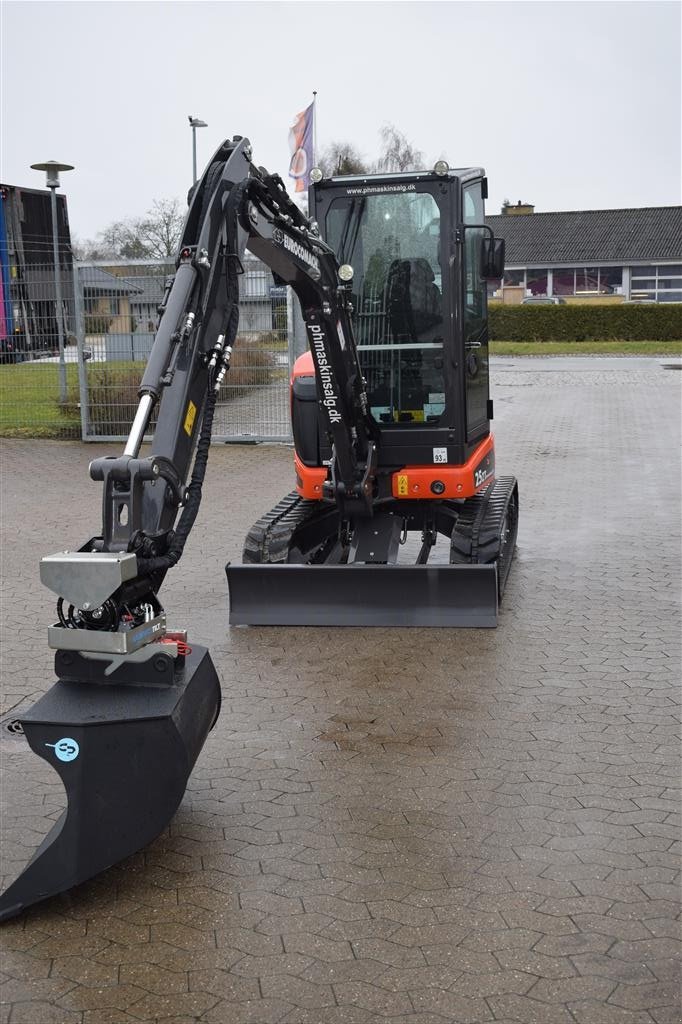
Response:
[312,90,317,166]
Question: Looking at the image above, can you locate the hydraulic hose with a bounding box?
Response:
[134,373,218,577]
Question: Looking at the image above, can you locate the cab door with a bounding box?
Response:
[462,181,490,442]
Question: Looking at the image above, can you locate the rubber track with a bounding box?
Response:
[242,492,318,564]
[450,476,519,599]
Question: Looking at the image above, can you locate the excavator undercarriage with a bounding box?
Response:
[229,476,518,626]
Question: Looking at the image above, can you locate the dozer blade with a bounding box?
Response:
[227,563,499,627]
[0,645,220,922]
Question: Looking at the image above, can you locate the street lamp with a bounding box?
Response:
[30,160,74,404]
[188,116,207,185]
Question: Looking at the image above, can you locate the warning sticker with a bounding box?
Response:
[183,400,197,437]
[397,474,409,496]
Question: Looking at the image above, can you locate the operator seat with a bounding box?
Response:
[387,258,441,341]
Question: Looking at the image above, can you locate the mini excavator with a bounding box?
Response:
[0,137,517,920]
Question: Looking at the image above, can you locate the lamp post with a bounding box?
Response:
[30,160,74,403]
[188,116,207,184]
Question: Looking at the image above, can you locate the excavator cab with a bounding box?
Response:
[307,168,500,469]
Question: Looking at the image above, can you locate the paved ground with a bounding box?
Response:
[0,357,680,1024]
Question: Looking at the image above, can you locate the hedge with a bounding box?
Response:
[489,303,682,342]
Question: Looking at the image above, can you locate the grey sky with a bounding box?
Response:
[2,0,680,241]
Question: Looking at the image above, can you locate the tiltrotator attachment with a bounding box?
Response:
[0,644,220,922]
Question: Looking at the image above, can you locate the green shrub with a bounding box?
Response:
[85,314,112,335]
[67,342,277,437]
[220,341,277,396]
[489,304,682,343]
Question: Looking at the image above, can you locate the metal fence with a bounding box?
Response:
[0,257,300,443]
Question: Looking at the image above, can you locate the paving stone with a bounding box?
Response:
[409,987,493,1021]
[5,1001,82,1023]
[608,980,682,1012]
[259,974,336,1010]
[568,1001,657,1024]
[649,1006,682,1024]
[526,974,618,1003]
[334,980,413,1017]
[1,360,680,1023]
[202,997,294,1023]
[282,1008,374,1024]
[486,993,576,1022]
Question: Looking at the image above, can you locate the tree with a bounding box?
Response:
[136,198,184,258]
[316,125,424,180]
[318,141,369,177]
[71,235,114,261]
[374,124,424,173]
[76,198,185,260]
[99,219,149,259]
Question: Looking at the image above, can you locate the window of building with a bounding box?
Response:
[109,297,120,316]
[575,268,600,293]
[552,270,575,295]
[526,269,548,295]
[551,267,623,296]
[503,269,524,287]
[599,268,623,294]
[630,265,682,302]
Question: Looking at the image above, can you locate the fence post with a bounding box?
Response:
[72,263,90,440]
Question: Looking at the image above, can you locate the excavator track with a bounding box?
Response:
[242,492,321,564]
[449,476,519,599]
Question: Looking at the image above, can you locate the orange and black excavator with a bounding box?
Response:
[228,159,518,626]
[0,137,517,921]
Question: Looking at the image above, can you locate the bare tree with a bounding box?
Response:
[76,198,185,260]
[374,124,424,173]
[137,198,184,258]
[318,141,369,177]
[316,126,424,180]
[99,219,149,259]
[71,234,114,261]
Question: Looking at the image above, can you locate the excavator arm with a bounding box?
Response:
[43,137,376,648]
[0,136,381,922]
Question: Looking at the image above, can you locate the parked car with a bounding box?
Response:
[521,296,566,305]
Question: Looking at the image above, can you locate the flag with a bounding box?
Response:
[288,102,314,193]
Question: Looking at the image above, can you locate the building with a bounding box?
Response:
[486,204,682,304]
[80,266,142,333]
[0,182,73,352]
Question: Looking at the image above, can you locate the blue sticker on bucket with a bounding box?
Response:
[45,737,80,762]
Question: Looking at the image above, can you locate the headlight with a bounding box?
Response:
[338,264,354,282]
[434,160,449,176]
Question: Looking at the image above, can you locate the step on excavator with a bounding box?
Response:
[0,137,517,920]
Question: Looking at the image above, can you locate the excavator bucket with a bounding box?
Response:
[0,645,220,922]
[227,563,499,628]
